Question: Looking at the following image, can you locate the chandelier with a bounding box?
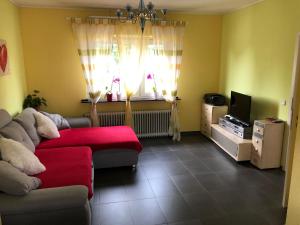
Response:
[116,0,167,33]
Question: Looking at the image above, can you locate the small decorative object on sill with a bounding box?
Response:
[105,82,113,102]
[147,73,159,99]
[23,90,47,111]
[106,93,113,102]
[113,77,121,101]
[116,92,122,101]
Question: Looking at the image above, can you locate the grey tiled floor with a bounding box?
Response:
[92,134,286,225]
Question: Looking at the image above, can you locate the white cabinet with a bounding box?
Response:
[251,120,284,169]
[201,103,228,138]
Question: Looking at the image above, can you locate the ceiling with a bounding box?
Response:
[10,0,263,14]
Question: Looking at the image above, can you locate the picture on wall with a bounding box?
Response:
[0,39,9,76]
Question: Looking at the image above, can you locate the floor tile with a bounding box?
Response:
[148,177,181,197]
[92,135,286,225]
[154,151,180,162]
[200,157,238,172]
[182,160,212,174]
[157,195,197,223]
[169,143,190,152]
[141,162,169,179]
[169,219,204,225]
[237,186,279,211]
[260,169,285,187]
[151,145,172,152]
[259,207,287,225]
[195,173,230,192]
[163,161,192,176]
[93,202,133,225]
[209,189,251,213]
[259,184,284,206]
[171,174,206,194]
[138,152,159,165]
[124,179,155,200]
[183,192,225,219]
[173,150,196,161]
[96,182,129,204]
[128,199,167,225]
[202,211,271,225]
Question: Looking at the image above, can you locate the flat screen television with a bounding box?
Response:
[229,91,251,124]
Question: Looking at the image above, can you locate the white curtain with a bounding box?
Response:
[152,22,185,141]
[72,19,115,127]
[116,22,149,128]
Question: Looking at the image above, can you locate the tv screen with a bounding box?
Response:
[229,91,251,123]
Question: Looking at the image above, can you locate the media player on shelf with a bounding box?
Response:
[219,117,252,139]
[218,91,253,139]
[224,115,250,127]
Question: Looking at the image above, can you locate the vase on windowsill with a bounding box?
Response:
[106,93,113,102]
[116,92,121,101]
[154,91,158,100]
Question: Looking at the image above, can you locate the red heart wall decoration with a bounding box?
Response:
[0,44,8,73]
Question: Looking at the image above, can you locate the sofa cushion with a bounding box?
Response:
[14,108,41,146]
[37,126,143,152]
[0,121,35,152]
[0,109,12,129]
[0,161,41,195]
[35,147,93,199]
[34,112,60,139]
[41,111,70,130]
[65,117,91,128]
[0,138,46,175]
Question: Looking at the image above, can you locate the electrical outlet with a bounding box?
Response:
[281,100,287,106]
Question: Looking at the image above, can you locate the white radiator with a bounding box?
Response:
[98,110,171,138]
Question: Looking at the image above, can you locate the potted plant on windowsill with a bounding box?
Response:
[23,90,47,111]
[147,73,159,99]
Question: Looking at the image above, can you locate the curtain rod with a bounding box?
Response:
[66,16,186,25]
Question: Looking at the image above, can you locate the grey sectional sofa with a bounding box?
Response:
[0,108,143,225]
[0,109,93,225]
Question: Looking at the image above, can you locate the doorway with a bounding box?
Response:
[283,33,300,207]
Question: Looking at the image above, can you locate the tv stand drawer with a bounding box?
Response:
[211,124,252,161]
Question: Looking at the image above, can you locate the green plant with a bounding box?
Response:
[23,90,47,110]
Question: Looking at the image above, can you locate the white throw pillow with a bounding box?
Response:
[34,112,60,139]
[0,138,46,175]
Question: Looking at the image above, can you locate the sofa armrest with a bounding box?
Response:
[0,186,91,225]
[66,117,91,128]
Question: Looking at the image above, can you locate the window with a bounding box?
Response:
[94,39,161,100]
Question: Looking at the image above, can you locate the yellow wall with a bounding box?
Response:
[286,110,300,225]
[220,0,300,121]
[19,8,222,132]
[0,0,27,115]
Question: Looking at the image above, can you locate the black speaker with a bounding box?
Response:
[203,93,226,106]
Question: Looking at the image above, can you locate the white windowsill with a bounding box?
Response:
[81,97,180,103]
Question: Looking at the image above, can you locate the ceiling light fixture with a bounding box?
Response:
[116,0,167,33]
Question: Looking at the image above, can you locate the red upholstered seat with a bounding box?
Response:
[35,147,93,199]
[36,126,142,152]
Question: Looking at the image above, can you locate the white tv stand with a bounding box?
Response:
[211,124,252,161]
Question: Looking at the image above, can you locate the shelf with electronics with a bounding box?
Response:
[201,92,284,169]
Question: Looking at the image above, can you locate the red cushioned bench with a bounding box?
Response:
[37,126,143,169]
